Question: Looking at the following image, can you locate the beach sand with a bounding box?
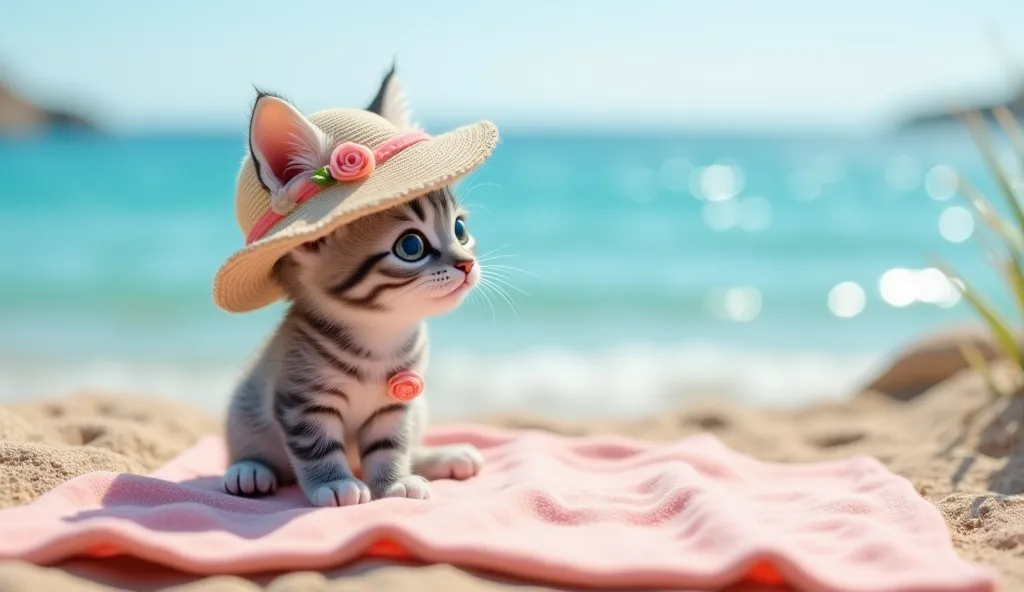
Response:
[2,331,1024,591]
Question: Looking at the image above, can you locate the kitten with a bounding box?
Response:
[222,68,484,507]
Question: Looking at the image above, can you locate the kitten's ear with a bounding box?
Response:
[366,61,421,131]
[248,91,330,194]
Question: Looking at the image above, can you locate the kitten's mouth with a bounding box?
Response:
[433,278,472,301]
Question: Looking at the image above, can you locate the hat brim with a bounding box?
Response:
[213,120,499,313]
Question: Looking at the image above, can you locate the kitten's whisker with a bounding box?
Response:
[453,171,482,201]
[482,264,542,280]
[479,278,518,318]
[480,265,530,282]
[487,285,519,319]
[464,276,496,322]
[482,274,529,296]
[476,281,502,321]
[465,286,478,309]
[477,244,512,259]
[455,167,489,196]
[477,254,519,263]
[458,181,502,205]
[481,263,529,270]
[482,270,529,281]
[482,274,529,297]
[481,264,533,273]
[480,266,521,279]
[470,282,497,323]
[460,202,492,214]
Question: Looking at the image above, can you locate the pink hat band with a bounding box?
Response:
[246,130,430,245]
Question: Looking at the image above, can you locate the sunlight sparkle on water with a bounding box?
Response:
[938,206,974,243]
[723,287,762,322]
[878,267,961,308]
[915,267,960,306]
[879,268,917,308]
[691,163,744,202]
[706,286,762,322]
[940,278,965,308]
[925,165,958,201]
[828,282,865,318]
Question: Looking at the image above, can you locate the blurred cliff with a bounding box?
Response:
[899,82,1024,131]
[899,35,1024,131]
[0,77,96,134]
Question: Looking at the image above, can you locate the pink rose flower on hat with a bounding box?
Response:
[328,142,376,182]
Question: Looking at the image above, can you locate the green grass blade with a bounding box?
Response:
[1005,252,1024,321]
[962,111,1024,240]
[993,106,1024,170]
[960,283,1021,365]
[958,176,1024,253]
[936,259,1022,365]
[959,341,1004,398]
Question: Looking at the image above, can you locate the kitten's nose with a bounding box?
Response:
[454,259,475,275]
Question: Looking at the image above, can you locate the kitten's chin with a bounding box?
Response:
[424,280,473,313]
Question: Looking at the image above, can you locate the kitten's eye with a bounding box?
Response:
[454,218,469,245]
[393,232,427,261]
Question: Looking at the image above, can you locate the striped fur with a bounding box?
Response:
[223,186,485,507]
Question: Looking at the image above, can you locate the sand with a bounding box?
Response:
[2,333,1024,591]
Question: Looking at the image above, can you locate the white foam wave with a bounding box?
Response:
[0,343,885,420]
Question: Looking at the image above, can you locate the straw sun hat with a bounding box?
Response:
[212,91,499,314]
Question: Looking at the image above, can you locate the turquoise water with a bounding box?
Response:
[0,124,1014,417]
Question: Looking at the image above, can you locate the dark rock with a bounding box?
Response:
[862,325,1004,401]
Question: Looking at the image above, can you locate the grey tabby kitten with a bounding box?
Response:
[223,69,484,507]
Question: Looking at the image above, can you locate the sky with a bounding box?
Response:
[2,0,1024,131]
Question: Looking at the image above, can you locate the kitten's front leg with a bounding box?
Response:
[405,396,483,482]
[358,402,430,499]
[276,394,371,507]
[412,444,484,481]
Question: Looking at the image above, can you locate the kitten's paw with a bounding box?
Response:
[413,444,484,481]
[224,460,278,497]
[308,478,371,507]
[380,474,431,500]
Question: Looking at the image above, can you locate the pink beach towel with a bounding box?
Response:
[0,426,996,591]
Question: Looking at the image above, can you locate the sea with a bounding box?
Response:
[0,122,1017,419]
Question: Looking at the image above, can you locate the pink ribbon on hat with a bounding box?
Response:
[246,130,430,245]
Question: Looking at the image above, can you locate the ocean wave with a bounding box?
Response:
[0,343,883,420]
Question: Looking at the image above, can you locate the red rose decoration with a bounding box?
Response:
[328,142,375,182]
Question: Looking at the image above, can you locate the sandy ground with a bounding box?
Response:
[1,331,1023,591]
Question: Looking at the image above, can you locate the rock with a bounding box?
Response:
[861,325,1004,401]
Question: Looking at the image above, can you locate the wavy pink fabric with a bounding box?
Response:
[0,427,996,591]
